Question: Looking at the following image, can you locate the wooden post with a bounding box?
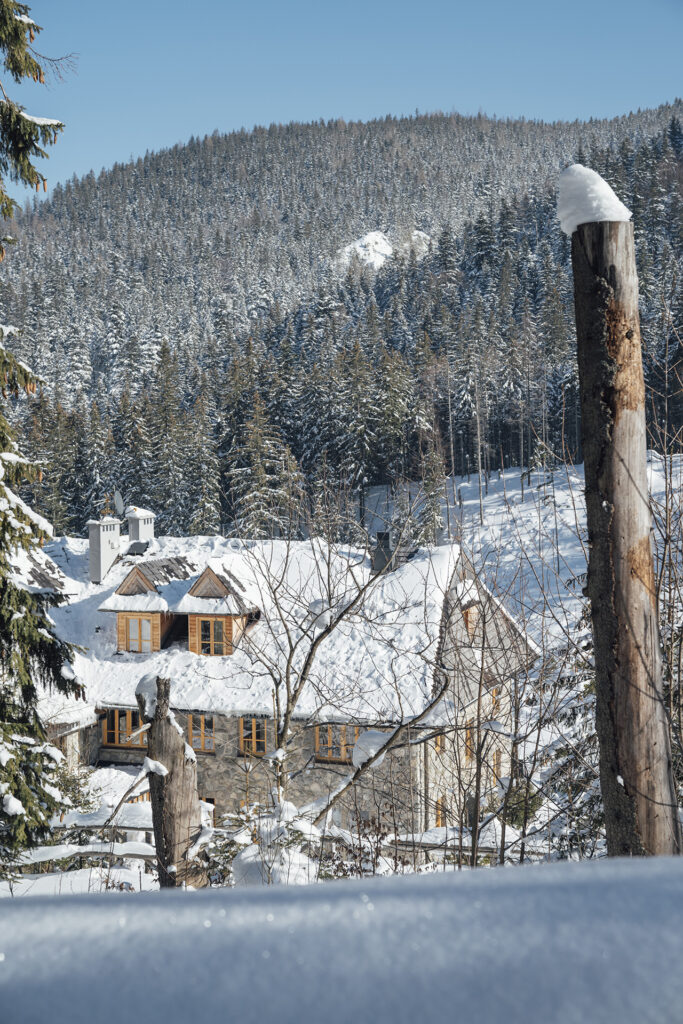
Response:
[137,677,208,887]
[570,220,680,856]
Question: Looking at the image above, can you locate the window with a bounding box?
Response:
[490,686,501,714]
[102,708,147,747]
[463,605,479,639]
[189,714,215,753]
[315,724,359,763]
[435,795,447,828]
[434,732,445,755]
[492,748,502,781]
[239,717,267,756]
[465,719,475,763]
[199,617,226,656]
[127,616,152,653]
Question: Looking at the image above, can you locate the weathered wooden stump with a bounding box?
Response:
[137,676,208,887]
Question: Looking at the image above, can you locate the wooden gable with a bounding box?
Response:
[115,565,158,596]
[187,566,231,600]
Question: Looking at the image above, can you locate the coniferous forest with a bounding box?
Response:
[2,103,682,536]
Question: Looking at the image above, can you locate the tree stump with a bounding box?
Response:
[137,677,208,887]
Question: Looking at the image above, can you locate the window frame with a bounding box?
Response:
[435,795,447,828]
[188,713,215,753]
[239,717,267,757]
[198,616,230,656]
[126,615,153,653]
[314,724,359,764]
[434,732,445,755]
[101,708,147,748]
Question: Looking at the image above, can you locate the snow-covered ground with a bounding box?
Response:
[367,454,681,650]
[3,857,683,1023]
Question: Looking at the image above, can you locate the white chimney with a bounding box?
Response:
[86,516,122,584]
[125,506,156,543]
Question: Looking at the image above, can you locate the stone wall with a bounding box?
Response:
[90,710,424,832]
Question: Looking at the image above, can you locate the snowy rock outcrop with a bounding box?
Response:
[337,229,430,272]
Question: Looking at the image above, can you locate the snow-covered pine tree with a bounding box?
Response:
[227,392,304,538]
[0,2,64,225]
[0,335,81,868]
[419,444,446,543]
[187,376,222,535]
[0,3,81,869]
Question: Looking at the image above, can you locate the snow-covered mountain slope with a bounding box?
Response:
[4,857,683,1024]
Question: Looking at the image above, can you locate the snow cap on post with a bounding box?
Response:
[557,164,632,236]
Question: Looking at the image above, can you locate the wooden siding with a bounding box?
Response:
[116,565,156,596]
[116,613,126,650]
[160,612,175,645]
[188,567,229,599]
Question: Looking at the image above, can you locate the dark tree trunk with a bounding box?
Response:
[137,677,208,887]
[570,221,680,856]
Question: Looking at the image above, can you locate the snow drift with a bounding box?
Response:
[2,858,683,1024]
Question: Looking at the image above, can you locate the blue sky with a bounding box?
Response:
[11,0,683,202]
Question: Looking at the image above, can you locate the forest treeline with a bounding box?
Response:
[3,106,682,536]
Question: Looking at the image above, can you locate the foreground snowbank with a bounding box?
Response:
[2,858,682,1023]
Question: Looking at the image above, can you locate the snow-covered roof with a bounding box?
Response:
[39,535,465,725]
[98,558,258,615]
[9,544,68,595]
[86,516,121,527]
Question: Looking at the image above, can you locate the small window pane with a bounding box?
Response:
[200,620,211,655]
[118,710,129,744]
[128,618,140,652]
[141,618,152,652]
[205,717,214,751]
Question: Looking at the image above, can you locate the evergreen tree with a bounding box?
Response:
[227,393,304,538]
[0,2,64,226]
[0,330,80,867]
